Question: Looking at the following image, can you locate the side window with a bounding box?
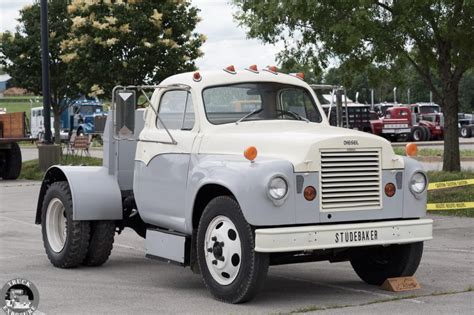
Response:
[157,90,194,130]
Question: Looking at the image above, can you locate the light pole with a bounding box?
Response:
[38,0,60,171]
[40,0,52,144]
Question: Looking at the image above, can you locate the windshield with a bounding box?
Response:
[78,105,103,115]
[420,105,440,114]
[202,83,322,125]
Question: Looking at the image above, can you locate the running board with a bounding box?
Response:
[145,228,190,266]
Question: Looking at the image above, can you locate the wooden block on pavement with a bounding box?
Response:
[381,276,421,292]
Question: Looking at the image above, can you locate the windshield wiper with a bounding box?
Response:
[288,110,310,122]
[277,109,310,122]
[236,108,263,124]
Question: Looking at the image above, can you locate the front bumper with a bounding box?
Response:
[382,128,411,134]
[254,218,433,253]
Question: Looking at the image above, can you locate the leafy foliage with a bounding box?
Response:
[234,0,474,171]
[62,0,205,96]
[0,0,204,142]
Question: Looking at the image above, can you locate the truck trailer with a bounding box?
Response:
[0,111,29,179]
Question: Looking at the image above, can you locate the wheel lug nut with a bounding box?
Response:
[207,248,213,253]
[217,256,225,262]
[212,260,217,265]
[220,242,224,247]
[211,236,217,241]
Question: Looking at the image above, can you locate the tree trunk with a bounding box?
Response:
[53,113,61,145]
[441,82,461,172]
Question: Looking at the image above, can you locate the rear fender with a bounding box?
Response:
[35,166,122,224]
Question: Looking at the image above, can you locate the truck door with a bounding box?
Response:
[135,89,197,232]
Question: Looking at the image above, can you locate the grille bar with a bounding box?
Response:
[320,149,382,211]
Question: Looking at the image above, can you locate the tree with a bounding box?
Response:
[1,0,204,143]
[62,0,205,95]
[234,0,474,171]
[1,1,71,143]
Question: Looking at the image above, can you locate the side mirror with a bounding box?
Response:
[115,89,136,136]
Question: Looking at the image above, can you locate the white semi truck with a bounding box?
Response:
[35,66,432,303]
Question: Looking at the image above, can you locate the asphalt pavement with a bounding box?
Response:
[0,180,472,314]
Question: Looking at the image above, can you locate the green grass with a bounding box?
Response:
[0,96,41,120]
[427,171,474,217]
[19,155,102,181]
[393,147,474,158]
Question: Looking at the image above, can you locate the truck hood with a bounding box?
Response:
[199,121,403,172]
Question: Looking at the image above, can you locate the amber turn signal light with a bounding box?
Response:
[244,146,257,161]
[385,183,396,197]
[304,186,317,201]
[405,142,417,157]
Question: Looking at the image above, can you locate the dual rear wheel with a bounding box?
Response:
[41,181,115,268]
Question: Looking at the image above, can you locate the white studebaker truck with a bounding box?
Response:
[35,66,432,303]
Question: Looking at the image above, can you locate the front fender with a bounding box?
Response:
[35,166,122,223]
[186,155,297,233]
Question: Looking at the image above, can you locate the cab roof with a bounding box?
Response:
[160,70,310,89]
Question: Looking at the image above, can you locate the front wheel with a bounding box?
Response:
[350,242,424,285]
[197,196,269,303]
[460,126,472,138]
[411,127,424,141]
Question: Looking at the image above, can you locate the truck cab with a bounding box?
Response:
[59,96,107,137]
[35,67,432,303]
[370,106,412,141]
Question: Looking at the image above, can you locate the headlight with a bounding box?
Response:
[267,176,288,200]
[410,172,427,194]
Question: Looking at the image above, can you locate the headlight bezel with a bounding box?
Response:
[409,171,428,197]
[266,175,289,205]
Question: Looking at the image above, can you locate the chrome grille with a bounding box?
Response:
[320,149,382,211]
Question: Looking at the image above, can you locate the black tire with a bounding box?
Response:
[2,142,22,180]
[197,196,269,303]
[411,126,424,142]
[41,181,91,268]
[421,126,431,141]
[460,126,472,138]
[82,221,115,266]
[350,242,424,285]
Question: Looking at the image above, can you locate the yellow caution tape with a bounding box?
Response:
[427,179,474,191]
[427,202,474,210]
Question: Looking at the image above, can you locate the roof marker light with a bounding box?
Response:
[289,72,305,80]
[246,64,259,73]
[224,65,236,74]
[263,65,278,74]
[193,71,202,82]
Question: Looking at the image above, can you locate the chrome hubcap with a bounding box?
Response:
[46,198,67,253]
[204,215,242,285]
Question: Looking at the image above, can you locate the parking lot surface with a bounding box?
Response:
[0,180,473,314]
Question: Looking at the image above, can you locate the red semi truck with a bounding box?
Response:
[370,106,443,142]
